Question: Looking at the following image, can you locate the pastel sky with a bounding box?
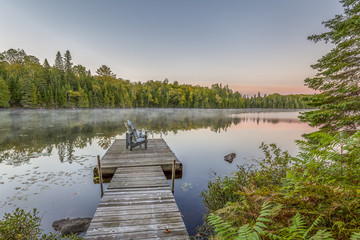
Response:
[1,0,343,95]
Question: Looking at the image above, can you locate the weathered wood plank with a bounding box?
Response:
[86,222,186,235]
[105,187,171,193]
[93,207,181,218]
[91,212,183,223]
[85,229,189,240]
[89,216,184,228]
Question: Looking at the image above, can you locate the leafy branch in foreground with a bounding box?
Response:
[0,208,82,240]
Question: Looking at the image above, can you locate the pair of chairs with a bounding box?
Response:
[124,120,148,151]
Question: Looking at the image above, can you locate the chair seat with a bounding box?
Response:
[136,137,145,142]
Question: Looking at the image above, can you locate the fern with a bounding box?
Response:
[290,213,307,237]
[277,213,334,240]
[253,201,272,235]
[236,224,252,240]
[208,203,342,240]
[308,229,334,240]
[350,232,360,240]
[303,215,324,239]
[208,201,273,240]
[208,213,237,239]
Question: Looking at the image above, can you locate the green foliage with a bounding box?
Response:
[275,214,334,240]
[0,76,10,107]
[256,143,292,187]
[0,208,82,240]
[0,48,310,109]
[294,130,360,187]
[0,208,41,239]
[201,174,245,212]
[350,232,360,240]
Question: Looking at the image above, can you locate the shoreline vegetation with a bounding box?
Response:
[0,48,310,110]
[201,0,360,239]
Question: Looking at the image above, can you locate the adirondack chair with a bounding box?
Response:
[124,121,147,151]
[127,120,146,138]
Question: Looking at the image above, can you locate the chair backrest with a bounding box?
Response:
[127,120,140,138]
[124,122,133,133]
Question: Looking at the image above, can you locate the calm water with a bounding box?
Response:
[0,109,314,236]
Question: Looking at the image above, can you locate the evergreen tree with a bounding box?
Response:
[43,58,50,68]
[0,76,10,107]
[7,73,22,106]
[20,71,38,108]
[53,51,64,71]
[300,0,360,132]
[64,50,73,73]
[63,50,77,88]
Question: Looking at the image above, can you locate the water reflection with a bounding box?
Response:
[0,108,312,235]
[0,109,302,166]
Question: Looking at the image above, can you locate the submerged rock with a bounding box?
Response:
[224,153,236,163]
[52,217,92,236]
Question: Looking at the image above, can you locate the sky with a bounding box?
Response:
[0,0,343,95]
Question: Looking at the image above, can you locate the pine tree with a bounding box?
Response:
[20,70,38,108]
[300,0,360,132]
[63,50,77,88]
[53,51,64,71]
[64,50,73,73]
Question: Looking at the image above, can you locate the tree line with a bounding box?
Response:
[0,49,310,109]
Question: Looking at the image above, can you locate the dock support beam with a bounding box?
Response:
[97,155,104,197]
[171,159,175,194]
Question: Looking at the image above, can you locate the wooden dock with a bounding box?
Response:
[85,139,189,239]
[99,139,183,176]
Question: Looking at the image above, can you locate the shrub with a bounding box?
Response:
[0,208,82,240]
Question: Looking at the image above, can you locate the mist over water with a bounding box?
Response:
[0,108,313,235]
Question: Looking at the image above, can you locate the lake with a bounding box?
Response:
[0,108,314,236]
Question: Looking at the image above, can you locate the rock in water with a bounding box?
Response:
[52,217,92,236]
[224,153,236,163]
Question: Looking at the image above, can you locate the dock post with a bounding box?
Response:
[171,159,176,194]
[97,155,104,197]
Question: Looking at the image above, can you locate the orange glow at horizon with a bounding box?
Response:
[229,84,316,96]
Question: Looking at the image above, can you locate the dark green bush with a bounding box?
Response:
[0,208,82,240]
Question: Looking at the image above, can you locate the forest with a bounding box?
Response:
[0,49,310,109]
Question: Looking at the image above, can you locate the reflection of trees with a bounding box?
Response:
[0,109,303,166]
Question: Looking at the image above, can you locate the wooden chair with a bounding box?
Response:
[127,120,146,138]
[124,121,147,151]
